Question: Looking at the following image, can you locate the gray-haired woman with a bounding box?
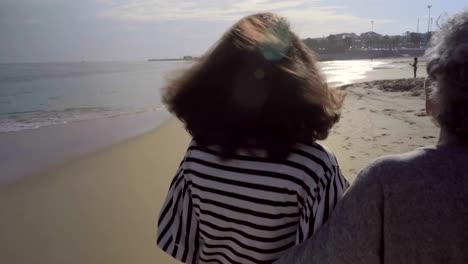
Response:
[275,10,468,264]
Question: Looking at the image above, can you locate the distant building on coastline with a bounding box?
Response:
[303,31,431,61]
[183,56,197,60]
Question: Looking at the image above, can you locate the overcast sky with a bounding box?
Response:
[0,0,466,63]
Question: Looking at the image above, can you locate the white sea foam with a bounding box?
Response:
[0,107,165,133]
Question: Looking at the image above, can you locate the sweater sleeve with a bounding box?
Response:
[276,161,384,264]
[156,161,199,263]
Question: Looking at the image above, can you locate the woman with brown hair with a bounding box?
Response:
[157,13,347,264]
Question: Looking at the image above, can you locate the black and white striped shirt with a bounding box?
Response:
[157,140,348,264]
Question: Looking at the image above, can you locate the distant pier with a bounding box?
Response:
[148,56,198,62]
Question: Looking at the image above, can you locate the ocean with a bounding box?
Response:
[0,58,422,183]
[0,61,189,133]
[0,58,418,134]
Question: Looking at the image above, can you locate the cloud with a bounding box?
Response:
[99,0,384,23]
[284,7,394,33]
[98,0,395,37]
[99,0,307,21]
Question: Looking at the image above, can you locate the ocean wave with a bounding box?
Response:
[372,66,398,70]
[0,106,165,133]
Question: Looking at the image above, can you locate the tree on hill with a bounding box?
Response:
[409,32,422,46]
[303,31,427,54]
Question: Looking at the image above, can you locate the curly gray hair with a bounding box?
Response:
[425,10,468,137]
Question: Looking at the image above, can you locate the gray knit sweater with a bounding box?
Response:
[275,145,468,264]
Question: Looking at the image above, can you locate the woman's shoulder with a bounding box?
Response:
[188,139,339,168]
[294,141,339,163]
[355,146,440,188]
[292,141,341,175]
[363,146,436,171]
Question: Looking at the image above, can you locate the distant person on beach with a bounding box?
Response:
[410,57,418,78]
[275,10,468,264]
[156,13,348,263]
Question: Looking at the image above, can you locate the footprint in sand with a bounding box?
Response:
[350,156,356,160]
[359,107,366,110]
[415,112,427,117]
[423,136,437,139]
[404,110,415,113]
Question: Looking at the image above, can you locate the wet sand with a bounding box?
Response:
[0,111,170,185]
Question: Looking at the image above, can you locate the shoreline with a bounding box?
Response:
[0,110,170,186]
[2,116,174,187]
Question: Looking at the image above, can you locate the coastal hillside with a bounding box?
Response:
[304,31,430,60]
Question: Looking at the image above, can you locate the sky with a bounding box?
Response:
[0,0,466,63]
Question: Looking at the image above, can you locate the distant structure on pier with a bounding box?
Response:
[147,56,199,62]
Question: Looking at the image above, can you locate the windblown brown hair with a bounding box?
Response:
[163,13,344,158]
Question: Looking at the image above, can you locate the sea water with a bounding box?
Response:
[0,61,188,133]
[0,58,418,134]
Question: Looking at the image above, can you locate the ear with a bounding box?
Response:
[426,96,436,116]
[425,77,438,117]
[426,96,441,127]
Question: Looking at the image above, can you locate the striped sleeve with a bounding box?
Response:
[297,152,349,243]
[157,161,199,263]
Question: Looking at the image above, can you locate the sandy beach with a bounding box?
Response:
[328,78,438,180]
[0,119,190,264]
[0,78,438,263]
